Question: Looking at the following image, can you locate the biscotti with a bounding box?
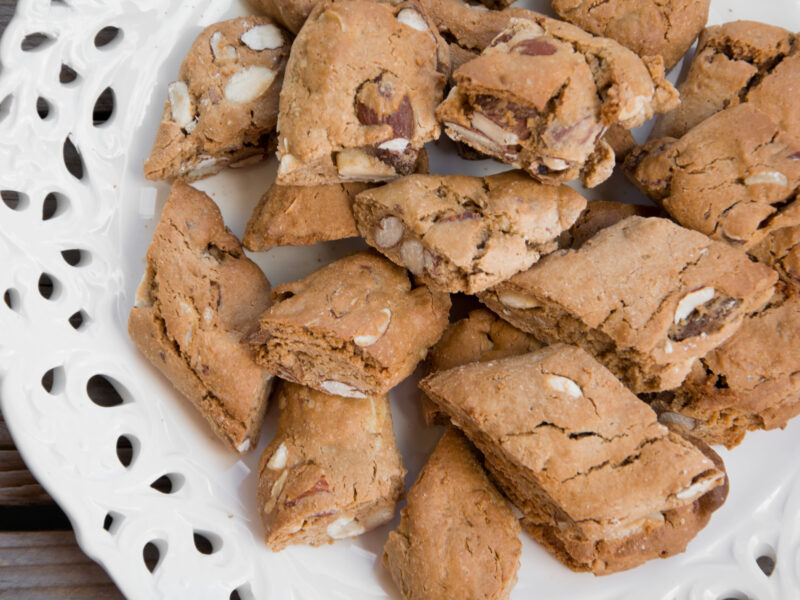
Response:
[258,382,405,550]
[552,0,710,69]
[437,14,678,187]
[420,344,728,575]
[479,216,778,393]
[248,251,451,397]
[353,171,586,293]
[128,182,274,453]
[644,284,800,449]
[275,0,449,185]
[649,21,797,140]
[626,104,800,287]
[421,309,543,425]
[144,17,290,181]
[383,428,521,599]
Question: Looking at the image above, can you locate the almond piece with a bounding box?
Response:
[225,66,276,104]
[168,81,193,129]
[374,216,404,248]
[400,240,424,274]
[241,24,284,51]
[397,8,428,32]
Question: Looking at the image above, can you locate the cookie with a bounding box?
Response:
[144,17,290,181]
[437,15,678,187]
[383,428,521,599]
[421,309,543,425]
[552,0,710,69]
[643,284,800,449]
[276,0,449,185]
[243,150,429,252]
[258,382,405,550]
[353,171,586,294]
[649,21,796,140]
[478,217,778,393]
[248,251,451,397]
[626,104,800,287]
[128,182,274,453]
[601,124,638,162]
[420,344,727,575]
[556,199,663,249]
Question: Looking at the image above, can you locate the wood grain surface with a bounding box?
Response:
[0,2,127,598]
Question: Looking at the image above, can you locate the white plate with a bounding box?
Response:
[1,0,799,598]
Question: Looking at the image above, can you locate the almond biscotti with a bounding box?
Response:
[421,308,543,425]
[276,0,449,185]
[383,428,521,599]
[420,344,728,575]
[437,14,678,187]
[644,284,800,449]
[258,382,405,550]
[144,17,290,181]
[128,182,274,453]
[479,217,778,393]
[353,171,586,294]
[626,104,800,288]
[248,251,451,397]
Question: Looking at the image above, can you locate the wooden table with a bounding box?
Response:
[0,2,128,597]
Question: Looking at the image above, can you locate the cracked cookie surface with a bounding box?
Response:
[420,344,727,575]
[552,0,710,69]
[421,308,543,425]
[144,17,290,181]
[247,251,451,397]
[257,382,405,550]
[478,216,778,393]
[383,428,521,599]
[649,21,798,140]
[626,103,800,287]
[276,0,449,185]
[644,284,800,449]
[436,15,678,187]
[128,182,274,453]
[353,171,586,294]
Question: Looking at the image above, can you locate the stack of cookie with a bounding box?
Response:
[127,0,800,596]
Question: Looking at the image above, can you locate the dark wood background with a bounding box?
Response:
[1,2,128,597]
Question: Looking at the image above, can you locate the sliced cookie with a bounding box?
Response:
[248,251,451,397]
[478,216,778,393]
[144,17,290,181]
[353,171,586,293]
[276,0,449,185]
[128,182,274,453]
[383,428,521,599]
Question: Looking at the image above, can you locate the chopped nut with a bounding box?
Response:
[336,148,396,180]
[168,81,193,129]
[374,216,404,248]
[267,442,288,469]
[326,516,365,539]
[358,505,396,530]
[544,374,582,398]
[278,153,300,177]
[513,38,557,56]
[236,439,251,453]
[400,240,424,274]
[675,473,724,501]
[745,171,789,187]
[354,308,392,347]
[396,8,428,32]
[241,24,284,51]
[210,31,237,61]
[377,138,410,153]
[317,9,346,31]
[264,469,288,513]
[225,66,276,104]
[186,156,222,179]
[320,380,366,398]
[498,291,538,309]
[471,112,520,146]
[658,411,697,431]
[445,122,503,154]
[674,287,716,324]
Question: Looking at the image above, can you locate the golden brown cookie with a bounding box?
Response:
[478,217,778,393]
[276,0,449,185]
[353,171,586,293]
[552,0,710,69]
[258,382,405,550]
[420,344,727,575]
[144,17,290,181]
[248,251,451,397]
[383,428,521,599]
[128,182,274,453]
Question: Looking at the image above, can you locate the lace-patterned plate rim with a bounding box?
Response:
[0,0,799,599]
